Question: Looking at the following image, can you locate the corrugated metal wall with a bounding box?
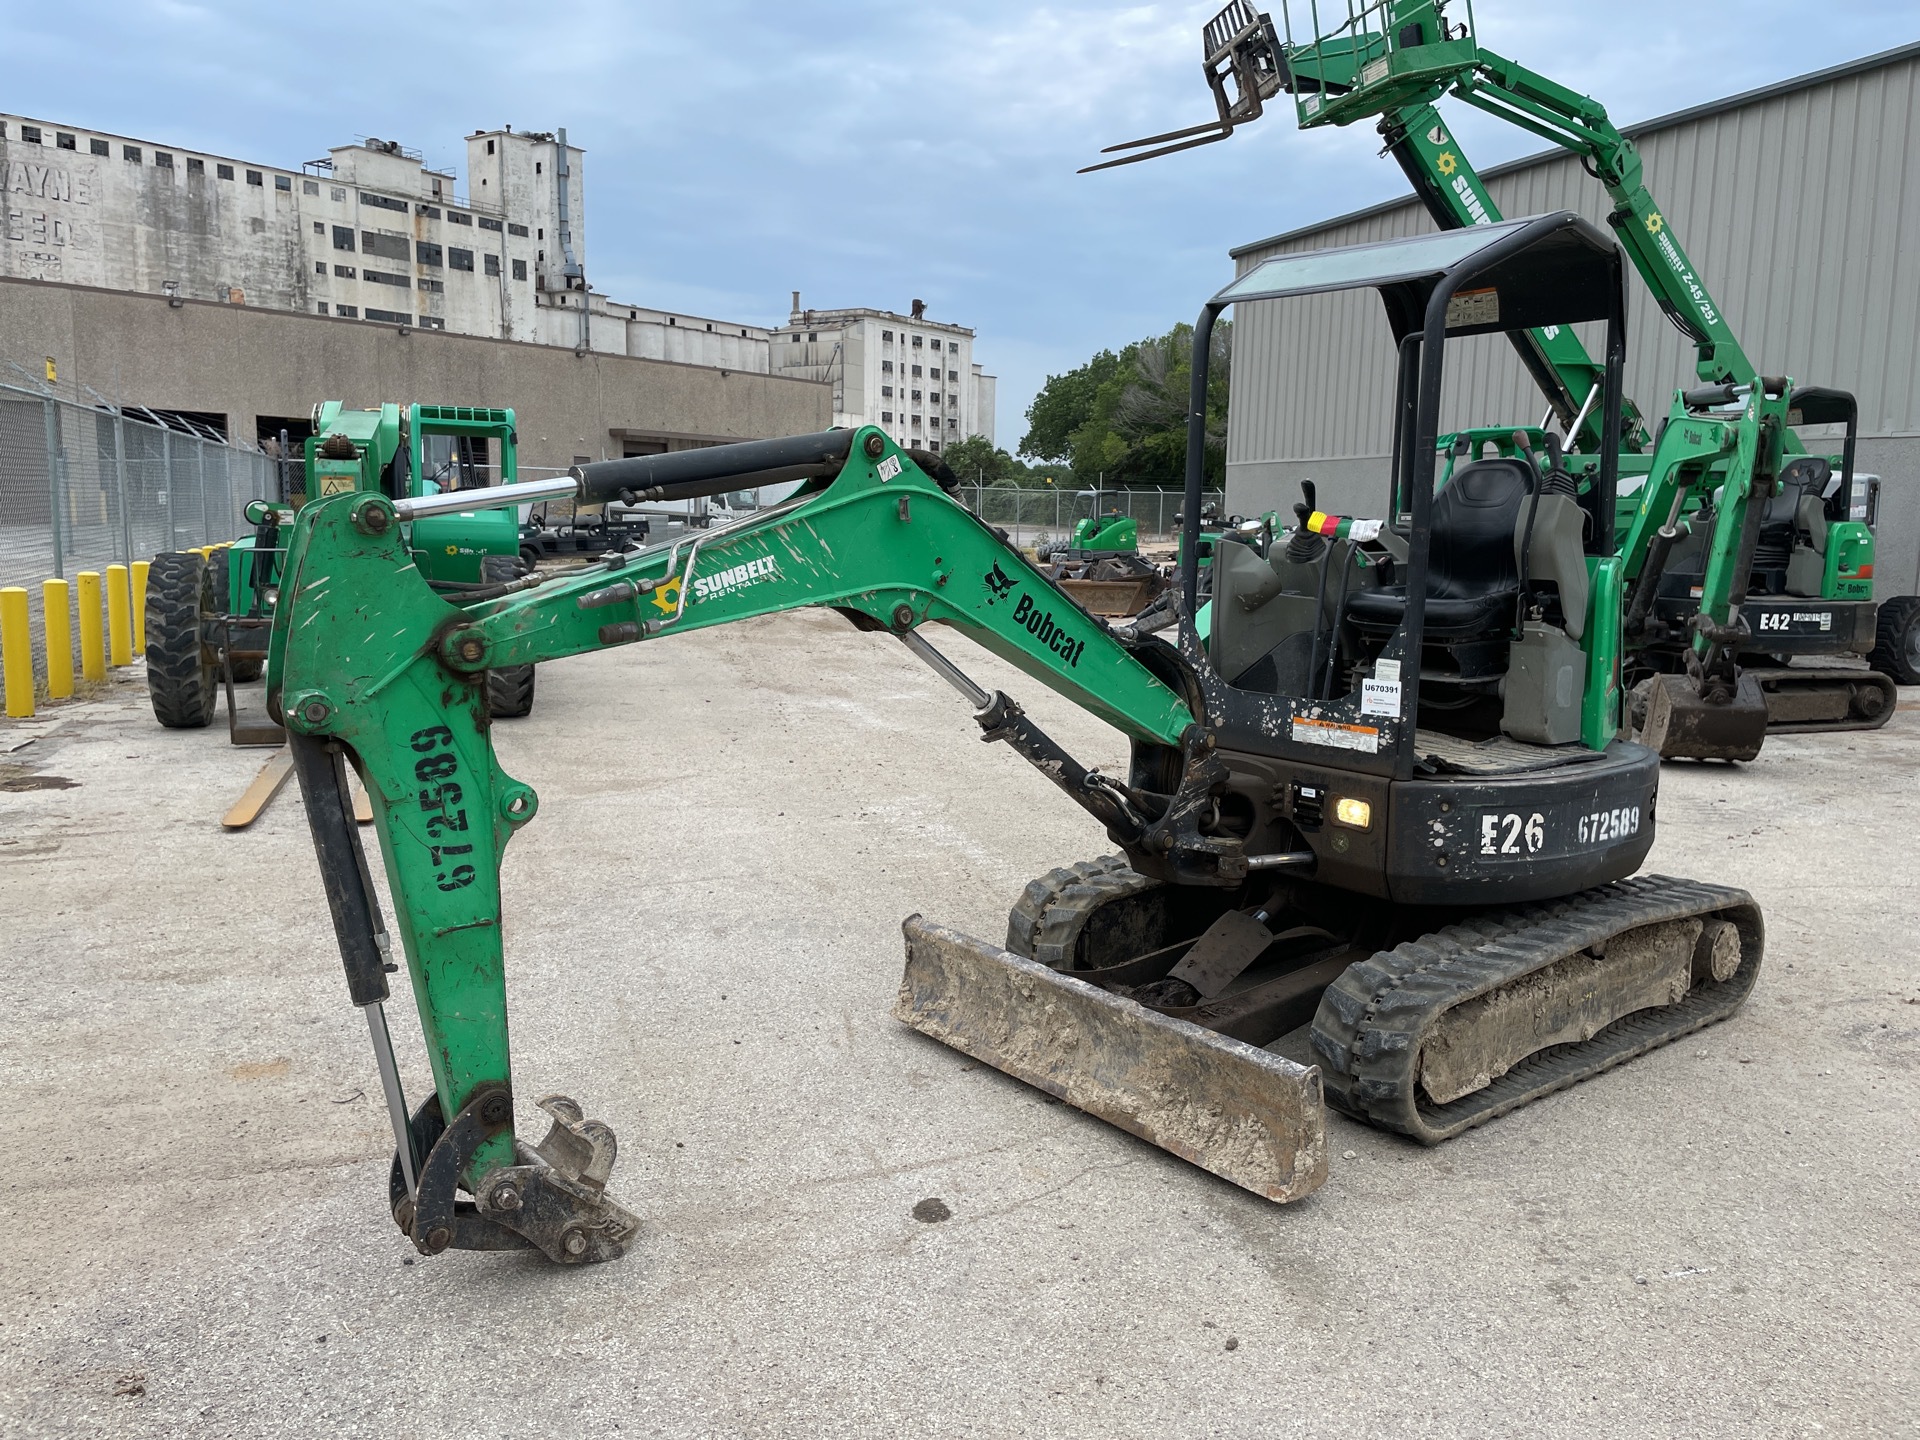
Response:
[1226,47,1920,520]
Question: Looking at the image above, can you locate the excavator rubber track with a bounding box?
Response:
[1750,665,1898,736]
[1312,874,1763,1143]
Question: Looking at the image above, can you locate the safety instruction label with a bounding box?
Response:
[1360,679,1402,717]
[1446,286,1500,329]
[1292,718,1380,754]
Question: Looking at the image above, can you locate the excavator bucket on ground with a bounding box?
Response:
[896,917,1329,1203]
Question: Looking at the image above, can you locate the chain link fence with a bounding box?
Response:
[958,485,1226,550]
[0,383,281,687]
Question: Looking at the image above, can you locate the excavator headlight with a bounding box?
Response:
[1333,797,1372,831]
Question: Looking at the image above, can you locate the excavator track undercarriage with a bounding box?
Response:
[977,857,1762,1157]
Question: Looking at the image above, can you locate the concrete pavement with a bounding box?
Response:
[2,611,1915,1438]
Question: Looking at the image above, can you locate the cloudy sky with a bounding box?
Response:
[16,1,1915,448]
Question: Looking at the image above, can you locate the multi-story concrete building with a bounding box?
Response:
[0,113,996,448]
[770,294,996,451]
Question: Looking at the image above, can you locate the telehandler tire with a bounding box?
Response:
[146,551,217,728]
[481,554,537,719]
[1869,596,1920,686]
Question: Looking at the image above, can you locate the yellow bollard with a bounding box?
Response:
[43,579,73,699]
[106,563,132,668]
[76,571,105,682]
[1,588,32,718]
[131,560,149,654]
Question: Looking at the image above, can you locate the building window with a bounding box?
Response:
[486,138,495,155]
[90,138,109,156]
[511,258,527,281]
[217,163,234,180]
[881,360,893,373]
[331,186,346,202]
[360,192,407,212]
[333,226,355,251]
[790,334,801,343]
[484,253,500,276]
[335,304,358,318]
[21,125,42,143]
[948,369,958,381]
[56,131,76,150]
[948,418,958,429]
[417,203,440,218]
[929,440,940,451]
[880,329,892,341]
[911,365,922,377]
[246,169,263,185]
[301,179,318,195]
[930,340,941,352]
[419,316,446,330]
[416,241,443,266]
[419,277,445,294]
[155,151,173,168]
[448,247,474,272]
[124,145,142,162]
[911,335,923,347]
[317,303,329,315]
[360,231,410,260]
[364,270,411,287]
[881,411,893,423]
[911,414,922,427]
[187,156,204,174]
[911,390,922,401]
[806,332,817,342]
[275,174,291,191]
[930,392,941,403]
[881,385,893,398]
[535,161,542,175]
[448,211,472,226]
[312,221,325,235]
[314,261,326,274]
[508,222,529,237]
[537,228,544,241]
[479,216,503,232]
[334,265,356,278]
[365,308,410,325]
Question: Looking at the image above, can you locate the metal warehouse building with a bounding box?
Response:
[1224,42,1920,599]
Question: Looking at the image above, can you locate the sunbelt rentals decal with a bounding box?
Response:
[692,554,780,601]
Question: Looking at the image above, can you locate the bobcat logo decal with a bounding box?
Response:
[983,562,1016,603]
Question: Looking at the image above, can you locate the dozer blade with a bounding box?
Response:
[1638,672,1770,761]
[895,916,1328,1203]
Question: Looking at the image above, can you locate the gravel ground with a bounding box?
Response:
[2,612,1916,1439]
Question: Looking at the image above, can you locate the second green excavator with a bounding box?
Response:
[1089,0,1898,759]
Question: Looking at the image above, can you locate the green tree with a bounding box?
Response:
[1019,349,1123,463]
[1019,322,1231,486]
[942,433,1020,486]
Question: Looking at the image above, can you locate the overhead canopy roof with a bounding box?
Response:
[1211,211,1620,339]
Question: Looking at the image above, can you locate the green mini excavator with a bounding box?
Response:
[271,214,1763,1265]
[1089,0,1897,759]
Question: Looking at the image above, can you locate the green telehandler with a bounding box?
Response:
[145,402,539,742]
[1090,0,1898,759]
[271,214,1763,1265]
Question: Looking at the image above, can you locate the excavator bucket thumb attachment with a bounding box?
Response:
[1637,672,1770,762]
[894,917,1329,1203]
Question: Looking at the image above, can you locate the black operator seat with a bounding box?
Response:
[1346,457,1532,638]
